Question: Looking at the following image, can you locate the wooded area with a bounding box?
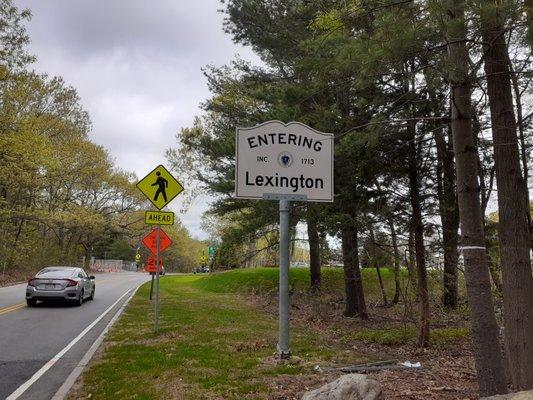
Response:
[169,0,533,396]
[0,0,204,282]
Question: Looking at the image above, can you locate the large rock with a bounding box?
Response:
[481,391,533,400]
[302,374,384,400]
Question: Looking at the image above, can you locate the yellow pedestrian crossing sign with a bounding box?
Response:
[137,165,184,210]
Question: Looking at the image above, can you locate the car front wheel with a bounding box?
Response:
[89,287,95,300]
[26,299,37,307]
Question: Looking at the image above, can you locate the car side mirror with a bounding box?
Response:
[89,276,95,280]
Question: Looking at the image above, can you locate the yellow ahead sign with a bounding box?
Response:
[137,165,184,210]
[145,211,175,225]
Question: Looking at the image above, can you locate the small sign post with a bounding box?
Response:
[235,121,334,358]
[137,165,184,333]
[146,257,164,299]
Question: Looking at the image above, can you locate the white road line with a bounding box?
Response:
[51,285,141,400]
[6,288,133,400]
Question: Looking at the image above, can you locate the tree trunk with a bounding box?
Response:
[488,257,503,294]
[435,129,460,308]
[375,262,387,306]
[290,226,296,262]
[526,0,533,48]
[446,1,508,395]
[388,217,401,305]
[473,112,495,217]
[480,4,533,390]
[369,227,388,306]
[473,114,502,293]
[407,121,430,348]
[307,206,321,294]
[341,224,368,319]
[407,226,417,293]
[341,227,358,317]
[351,226,368,319]
[246,240,255,268]
[508,53,533,252]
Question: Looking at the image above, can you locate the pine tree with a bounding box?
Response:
[439,0,508,395]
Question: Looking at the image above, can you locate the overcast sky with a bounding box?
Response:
[15,0,259,239]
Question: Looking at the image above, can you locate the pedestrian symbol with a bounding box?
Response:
[137,165,184,210]
[152,172,168,202]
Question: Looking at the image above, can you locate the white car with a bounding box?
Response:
[26,266,95,306]
[291,261,308,268]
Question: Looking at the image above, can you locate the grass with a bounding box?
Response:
[71,268,471,399]
[343,327,470,346]
[196,266,454,306]
[70,274,365,400]
[196,266,406,296]
[196,268,470,346]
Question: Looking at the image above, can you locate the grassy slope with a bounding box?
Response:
[70,274,365,400]
[70,269,469,399]
[196,267,398,295]
[197,268,469,343]
[196,267,448,304]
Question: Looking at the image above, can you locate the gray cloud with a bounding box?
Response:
[16,0,258,238]
[20,1,236,60]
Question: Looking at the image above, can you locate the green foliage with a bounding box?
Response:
[0,0,34,69]
[0,1,203,282]
[0,69,149,278]
[162,221,206,272]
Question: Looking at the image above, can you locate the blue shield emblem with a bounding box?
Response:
[278,152,293,168]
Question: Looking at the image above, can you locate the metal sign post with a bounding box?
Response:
[269,193,305,358]
[278,199,291,358]
[149,274,154,300]
[155,225,161,333]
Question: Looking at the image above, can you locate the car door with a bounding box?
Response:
[78,269,90,297]
[82,269,94,295]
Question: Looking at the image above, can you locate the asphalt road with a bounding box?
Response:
[0,271,150,400]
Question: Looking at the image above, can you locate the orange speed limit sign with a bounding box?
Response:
[146,257,163,273]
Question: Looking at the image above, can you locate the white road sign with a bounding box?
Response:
[235,121,334,202]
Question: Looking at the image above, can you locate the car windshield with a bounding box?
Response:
[36,267,77,278]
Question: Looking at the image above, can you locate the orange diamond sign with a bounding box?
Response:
[142,228,172,256]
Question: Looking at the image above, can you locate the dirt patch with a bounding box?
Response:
[270,372,341,400]
[244,291,479,400]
